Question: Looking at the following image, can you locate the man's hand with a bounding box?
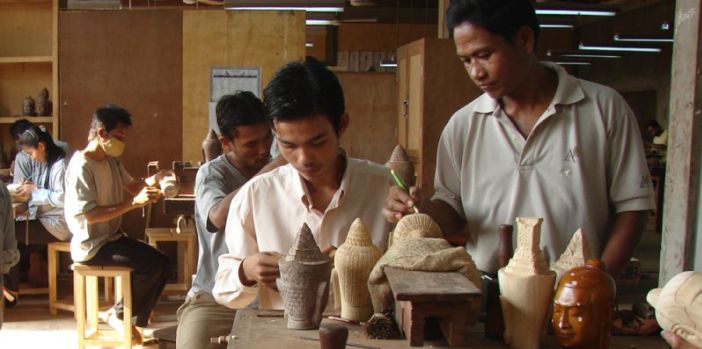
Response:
[132,186,161,207]
[241,252,282,289]
[382,185,423,224]
[662,331,701,349]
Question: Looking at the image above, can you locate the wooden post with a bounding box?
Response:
[660,0,702,285]
[438,0,450,39]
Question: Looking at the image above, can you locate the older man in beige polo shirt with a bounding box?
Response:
[384,0,654,278]
[213,57,392,310]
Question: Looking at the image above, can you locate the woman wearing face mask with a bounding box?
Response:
[15,125,71,241]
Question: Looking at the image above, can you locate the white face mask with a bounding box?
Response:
[101,137,125,157]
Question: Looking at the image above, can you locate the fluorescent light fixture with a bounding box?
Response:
[305,42,314,48]
[305,19,339,26]
[379,60,397,68]
[614,34,674,43]
[579,43,661,52]
[561,53,621,59]
[536,9,616,16]
[228,6,343,12]
[544,61,591,66]
[540,24,574,29]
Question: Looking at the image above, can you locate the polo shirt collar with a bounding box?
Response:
[472,62,585,115]
[293,150,350,211]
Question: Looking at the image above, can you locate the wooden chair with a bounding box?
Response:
[73,264,133,349]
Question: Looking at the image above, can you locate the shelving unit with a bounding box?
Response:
[0,0,58,166]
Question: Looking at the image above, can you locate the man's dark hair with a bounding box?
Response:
[216,91,266,140]
[263,56,345,134]
[9,119,34,140]
[88,104,132,140]
[446,0,540,43]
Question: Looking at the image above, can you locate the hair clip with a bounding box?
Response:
[38,125,47,133]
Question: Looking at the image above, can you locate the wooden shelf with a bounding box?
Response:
[0,116,53,123]
[0,0,51,3]
[0,56,53,64]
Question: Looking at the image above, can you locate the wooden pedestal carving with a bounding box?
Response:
[498,217,556,349]
[386,267,481,347]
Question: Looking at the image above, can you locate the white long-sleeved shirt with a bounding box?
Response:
[213,156,392,310]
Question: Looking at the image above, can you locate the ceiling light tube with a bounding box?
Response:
[579,43,661,52]
[545,61,591,66]
[228,6,344,12]
[379,60,397,68]
[305,42,314,48]
[305,19,340,26]
[536,9,616,16]
[561,53,621,59]
[613,34,674,43]
[540,24,574,29]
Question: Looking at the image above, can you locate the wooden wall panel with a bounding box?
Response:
[60,10,183,236]
[182,10,306,162]
[338,72,397,164]
[0,2,53,57]
[338,23,436,52]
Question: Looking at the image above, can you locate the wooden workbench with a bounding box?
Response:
[227,309,669,349]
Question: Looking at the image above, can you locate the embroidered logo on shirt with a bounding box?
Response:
[563,146,580,163]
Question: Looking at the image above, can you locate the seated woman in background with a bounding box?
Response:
[15,125,70,241]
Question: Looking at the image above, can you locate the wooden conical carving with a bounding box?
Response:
[202,129,222,163]
[551,229,592,285]
[334,218,382,322]
[385,145,415,187]
[498,217,556,349]
[277,223,332,329]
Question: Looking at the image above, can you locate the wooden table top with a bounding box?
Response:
[227,309,669,349]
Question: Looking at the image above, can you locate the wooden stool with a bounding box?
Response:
[48,242,74,315]
[73,264,133,349]
[48,242,116,315]
[146,228,195,294]
[385,267,482,347]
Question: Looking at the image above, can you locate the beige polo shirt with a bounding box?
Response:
[433,63,655,273]
[213,154,391,310]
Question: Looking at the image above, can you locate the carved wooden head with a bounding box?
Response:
[648,271,702,348]
[552,259,616,349]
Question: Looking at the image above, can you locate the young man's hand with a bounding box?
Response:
[382,185,423,223]
[132,186,161,207]
[662,331,702,349]
[240,252,282,289]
